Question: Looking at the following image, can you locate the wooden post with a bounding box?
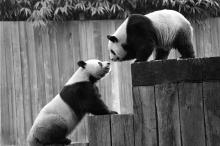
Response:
[111,114,134,146]
[88,115,111,146]
[131,57,220,146]
[88,114,134,146]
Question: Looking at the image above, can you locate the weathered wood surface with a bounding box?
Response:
[155,83,181,146]
[132,57,220,146]
[203,82,220,146]
[88,115,111,146]
[133,86,157,146]
[111,114,134,146]
[88,114,134,146]
[132,57,220,86]
[178,83,206,146]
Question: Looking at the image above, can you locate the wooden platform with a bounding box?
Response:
[132,57,220,86]
[132,57,220,146]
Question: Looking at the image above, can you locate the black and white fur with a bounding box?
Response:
[27,59,117,146]
[107,9,195,62]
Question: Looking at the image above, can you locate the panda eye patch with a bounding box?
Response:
[98,62,103,67]
[111,50,116,55]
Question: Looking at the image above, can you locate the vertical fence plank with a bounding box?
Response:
[111,114,134,146]
[19,21,32,138]
[56,23,66,86]
[194,23,205,57]
[203,82,220,146]
[88,115,111,146]
[203,20,212,57]
[155,83,181,146]
[71,21,81,70]
[12,21,26,145]
[26,23,38,120]
[178,83,206,146]
[9,22,24,145]
[133,86,157,146]
[5,22,16,145]
[48,25,60,95]
[1,22,11,145]
[118,61,133,114]
[42,27,53,103]
[79,21,89,59]
[34,27,46,111]
[210,18,219,57]
[93,21,102,59]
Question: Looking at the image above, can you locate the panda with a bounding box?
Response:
[107,9,195,62]
[27,59,117,146]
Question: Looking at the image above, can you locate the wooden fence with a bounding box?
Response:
[0,18,220,145]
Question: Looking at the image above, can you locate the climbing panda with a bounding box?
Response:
[27,59,117,146]
[107,9,195,62]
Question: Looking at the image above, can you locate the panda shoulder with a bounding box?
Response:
[128,14,151,26]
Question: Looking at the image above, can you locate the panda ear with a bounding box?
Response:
[77,60,86,68]
[107,35,118,43]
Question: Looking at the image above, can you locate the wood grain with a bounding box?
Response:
[111,114,134,146]
[131,57,205,86]
[155,83,181,146]
[178,83,206,146]
[19,21,32,139]
[203,82,220,146]
[88,115,111,146]
[133,86,157,146]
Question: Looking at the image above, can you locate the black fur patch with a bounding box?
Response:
[122,14,158,61]
[89,75,99,84]
[107,35,118,43]
[60,81,114,119]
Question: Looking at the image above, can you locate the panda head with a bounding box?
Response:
[107,35,127,62]
[77,59,111,82]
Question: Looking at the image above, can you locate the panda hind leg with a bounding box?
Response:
[155,48,170,60]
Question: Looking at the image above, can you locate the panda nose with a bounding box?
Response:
[107,62,110,65]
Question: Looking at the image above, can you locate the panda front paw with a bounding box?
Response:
[110,111,118,114]
[62,138,71,145]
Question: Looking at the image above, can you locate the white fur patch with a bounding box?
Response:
[38,94,79,134]
[65,68,89,86]
[146,9,191,50]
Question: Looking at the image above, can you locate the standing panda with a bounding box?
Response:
[107,9,195,62]
[27,59,117,146]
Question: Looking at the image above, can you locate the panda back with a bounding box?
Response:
[145,9,191,48]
